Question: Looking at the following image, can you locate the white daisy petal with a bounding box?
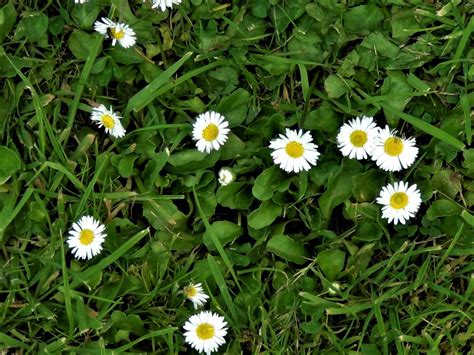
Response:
[90,104,126,138]
[93,17,136,48]
[183,311,228,355]
[377,181,422,225]
[371,125,419,171]
[183,283,210,309]
[337,115,379,160]
[146,0,182,11]
[192,111,230,153]
[67,216,106,260]
[74,0,88,3]
[269,128,320,173]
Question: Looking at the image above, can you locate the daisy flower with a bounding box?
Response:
[218,167,235,186]
[147,0,182,11]
[192,111,230,153]
[371,126,418,171]
[90,104,126,138]
[183,311,227,355]
[67,216,106,260]
[376,181,422,225]
[269,128,320,173]
[337,115,379,160]
[183,283,209,309]
[93,17,136,48]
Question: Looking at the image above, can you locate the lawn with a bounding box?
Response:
[0,0,473,353]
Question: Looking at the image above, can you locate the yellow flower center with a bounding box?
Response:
[101,114,115,129]
[202,124,219,142]
[390,192,409,209]
[184,286,197,298]
[285,141,304,158]
[110,28,125,40]
[196,323,215,340]
[384,137,404,156]
[349,130,368,147]
[79,229,95,246]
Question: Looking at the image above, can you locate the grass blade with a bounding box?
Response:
[192,188,240,289]
[70,228,149,289]
[126,52,193,113]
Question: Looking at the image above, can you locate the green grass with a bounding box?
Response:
[1,0,473,353]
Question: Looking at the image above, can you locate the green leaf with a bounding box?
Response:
[303,103,341,133]
[216,88,251,126]
[118,155,138,178]
[0,146,21,184]
[352,170,385,202]
[267,234,308,265]
[248,200,282,229]
[217,182,252,210]
[354,221,383,242]
[381,71,413,126]
[324,74,348,99]
[68,30,100,60]
[319,158,363,228]
[344,4,384,34]
[462,149,474,177]
[317,249,345,281]
[426,200,463,221]
[20,12,48,42]
[252,166,291,201]
[109,46,144,65]
[431,169,460,199]
[0,2,17,44]
[219,133,246,160]
[203,221,243,251]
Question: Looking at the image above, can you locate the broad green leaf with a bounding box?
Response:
[267,234,308,265]
[217,182,252,210]
[252,166,291,201]
[248,200,282,229]
[216,88,251,126]
[462,149,474,177]
[344,4,384,34]
[426,199,463,221]
[431,169,460,199]
[68,30,100,60]
[303,103,341,133]
[0,3,16,44]
[352,170,385,202]
[20,12,48,42]
[319,158,363,228]
[203,221,243,251]
[324,74,348,99]
[354,221,383,242]
[317,249,345,281]
[0,146,21,184]
[381,71,413,126]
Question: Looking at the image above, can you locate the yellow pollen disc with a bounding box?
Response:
[184,286,197,298]
[390,192,409,209]
[384,137,404,156]
[202,124,219,142]
[285,141,304,158]
[110,28,125,39]
[101,114,115,129]
[79,229,95,246]
[349,130,368,147]
[196,323,215,340]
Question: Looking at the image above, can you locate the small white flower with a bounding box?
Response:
[269,128,320,173]
[376,181,422,225]
[371,126,419,171]
[74,0,88,3]
[90,104,126,138]
[192,111,230,154]
[218,168,235,186]
[183,311,227,355]
[67,216,106,260]
[337,115,379,160]
[93,17,136,48]
[147,0,182,11]
[184,283,209,309]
